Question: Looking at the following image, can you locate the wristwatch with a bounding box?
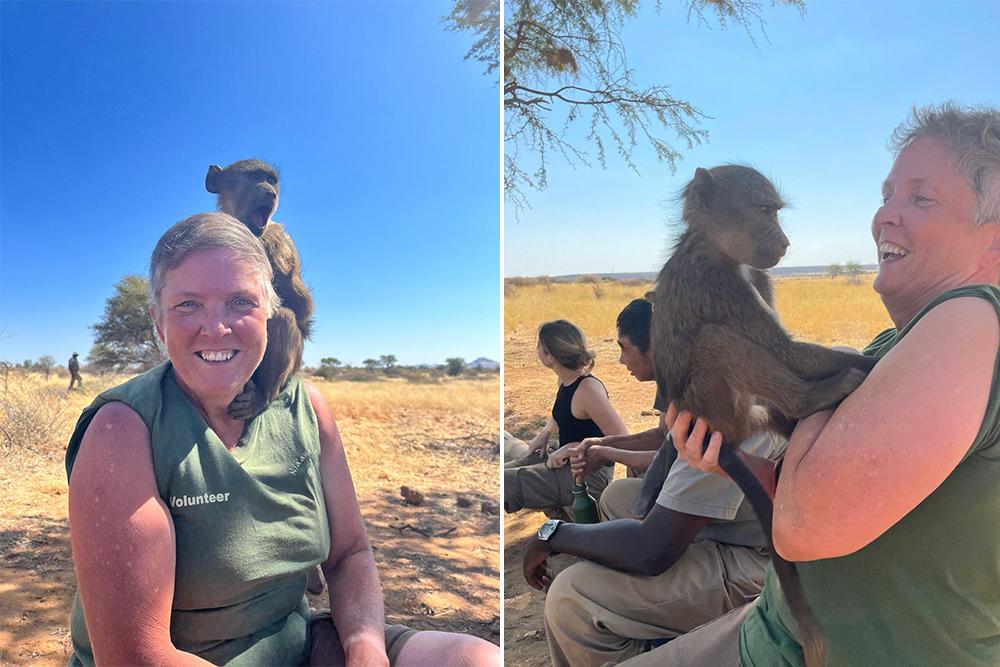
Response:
[537,519,562,542]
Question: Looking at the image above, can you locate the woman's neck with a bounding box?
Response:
[554,364,586,386]
[173,375,245,447]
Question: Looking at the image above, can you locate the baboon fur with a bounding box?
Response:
[648,165,877,667]
[205,159,314,419]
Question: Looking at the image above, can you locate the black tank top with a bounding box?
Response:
[552,375,607,446]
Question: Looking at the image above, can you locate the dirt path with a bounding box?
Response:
[0,376,500,665]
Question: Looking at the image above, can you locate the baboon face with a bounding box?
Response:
[205,159,280,237]
[685,166,789,269]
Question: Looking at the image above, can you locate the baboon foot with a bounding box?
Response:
[227,381,268,420]
[306,566,325,594]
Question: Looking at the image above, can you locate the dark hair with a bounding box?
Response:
[616,299,652,354]
[538,320,596,372]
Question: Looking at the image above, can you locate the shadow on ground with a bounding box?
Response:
[0,515,75,664]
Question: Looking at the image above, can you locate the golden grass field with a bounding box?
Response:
[503,275,892,666]
[0,371,500,665]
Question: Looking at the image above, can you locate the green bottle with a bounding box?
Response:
[571,482,600,523]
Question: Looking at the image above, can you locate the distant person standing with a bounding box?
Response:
[67,353,83,390]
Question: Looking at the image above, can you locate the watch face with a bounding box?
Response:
[537,519,560,541]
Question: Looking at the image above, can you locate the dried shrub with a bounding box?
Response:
[0,376,74,459]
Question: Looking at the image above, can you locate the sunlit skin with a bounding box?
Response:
[151,247,268,426]
[617,332,654,382]
[873,136,999,327]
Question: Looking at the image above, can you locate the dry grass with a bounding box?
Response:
[315,376,498,423]
[504,276,892,352]
[502,275,892,667]
[0,371,500,665]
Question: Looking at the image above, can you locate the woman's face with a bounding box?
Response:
[536,339,554,368]
[153,247,268,408]
[872,136,995,315]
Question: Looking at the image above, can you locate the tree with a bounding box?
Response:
[378,355,398,373]
[445,357,466,376]
[89,274,165,372]
[845,260,864,285]
[317,357,342,380]
[36,355,56,380]
[449,0,803,208]
[362,358,379,372]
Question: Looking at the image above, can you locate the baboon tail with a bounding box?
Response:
[717,445,826,667]
[633,434,677,518]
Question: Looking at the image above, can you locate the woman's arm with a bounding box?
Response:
[773,296,999,560]
[68,402,213,666]
[307,384,389,667]
[573,377,629,437]
[528,416,556,454]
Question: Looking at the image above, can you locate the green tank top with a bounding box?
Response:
[65,363,330,666]
[740,284,1000,666]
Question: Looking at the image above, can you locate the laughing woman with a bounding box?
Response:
[632,105,1000,667]
[65,213,498,666]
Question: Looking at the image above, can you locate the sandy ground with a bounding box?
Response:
[0,374,500,665]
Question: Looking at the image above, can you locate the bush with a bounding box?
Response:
[0,378,73,457]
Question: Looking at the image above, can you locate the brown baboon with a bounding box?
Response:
[205,159,314,420]
[650,165,877,667]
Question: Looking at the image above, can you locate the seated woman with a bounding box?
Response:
[65,213,499,666]
[504,319,628,515]
[628,104,1000,666]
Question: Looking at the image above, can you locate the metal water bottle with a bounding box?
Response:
[571,482,600,523]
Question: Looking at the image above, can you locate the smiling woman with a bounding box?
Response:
[63,213,499,667]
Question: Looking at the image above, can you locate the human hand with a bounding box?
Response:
[546,444,572,469]
[570,442,606,482]
[669,405,726,477]
[528,432,548,456]
[523,538,553,590]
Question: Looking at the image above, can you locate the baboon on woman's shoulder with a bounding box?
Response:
[650,165,877,667]
[206,159,314,420]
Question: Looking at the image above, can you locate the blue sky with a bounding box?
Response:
[1,0,499,368]
[504,0,1000,277]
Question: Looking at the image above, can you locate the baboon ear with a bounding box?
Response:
[689,167,714,212]
[205,165,223,193]
[644,290,656,303]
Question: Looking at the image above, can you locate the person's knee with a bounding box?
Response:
[503,469,522,513]
[398,632,499,667]
[456,636,500,666]
[544,566,577,629]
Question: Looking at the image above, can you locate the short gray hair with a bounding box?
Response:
[148,213,280,319]
[890,103,1000,226]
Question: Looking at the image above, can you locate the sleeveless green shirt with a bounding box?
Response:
[65,363,330,666]
[740,285,1000,666]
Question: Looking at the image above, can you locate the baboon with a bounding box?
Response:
[205,159,314,420]
[649,165,877,667]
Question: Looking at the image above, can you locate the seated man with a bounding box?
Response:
[524,301,785,667]
[570,298,664,520]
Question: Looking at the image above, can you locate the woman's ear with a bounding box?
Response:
[149,306,165,343]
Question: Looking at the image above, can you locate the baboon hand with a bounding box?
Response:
[227,381,268,420]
